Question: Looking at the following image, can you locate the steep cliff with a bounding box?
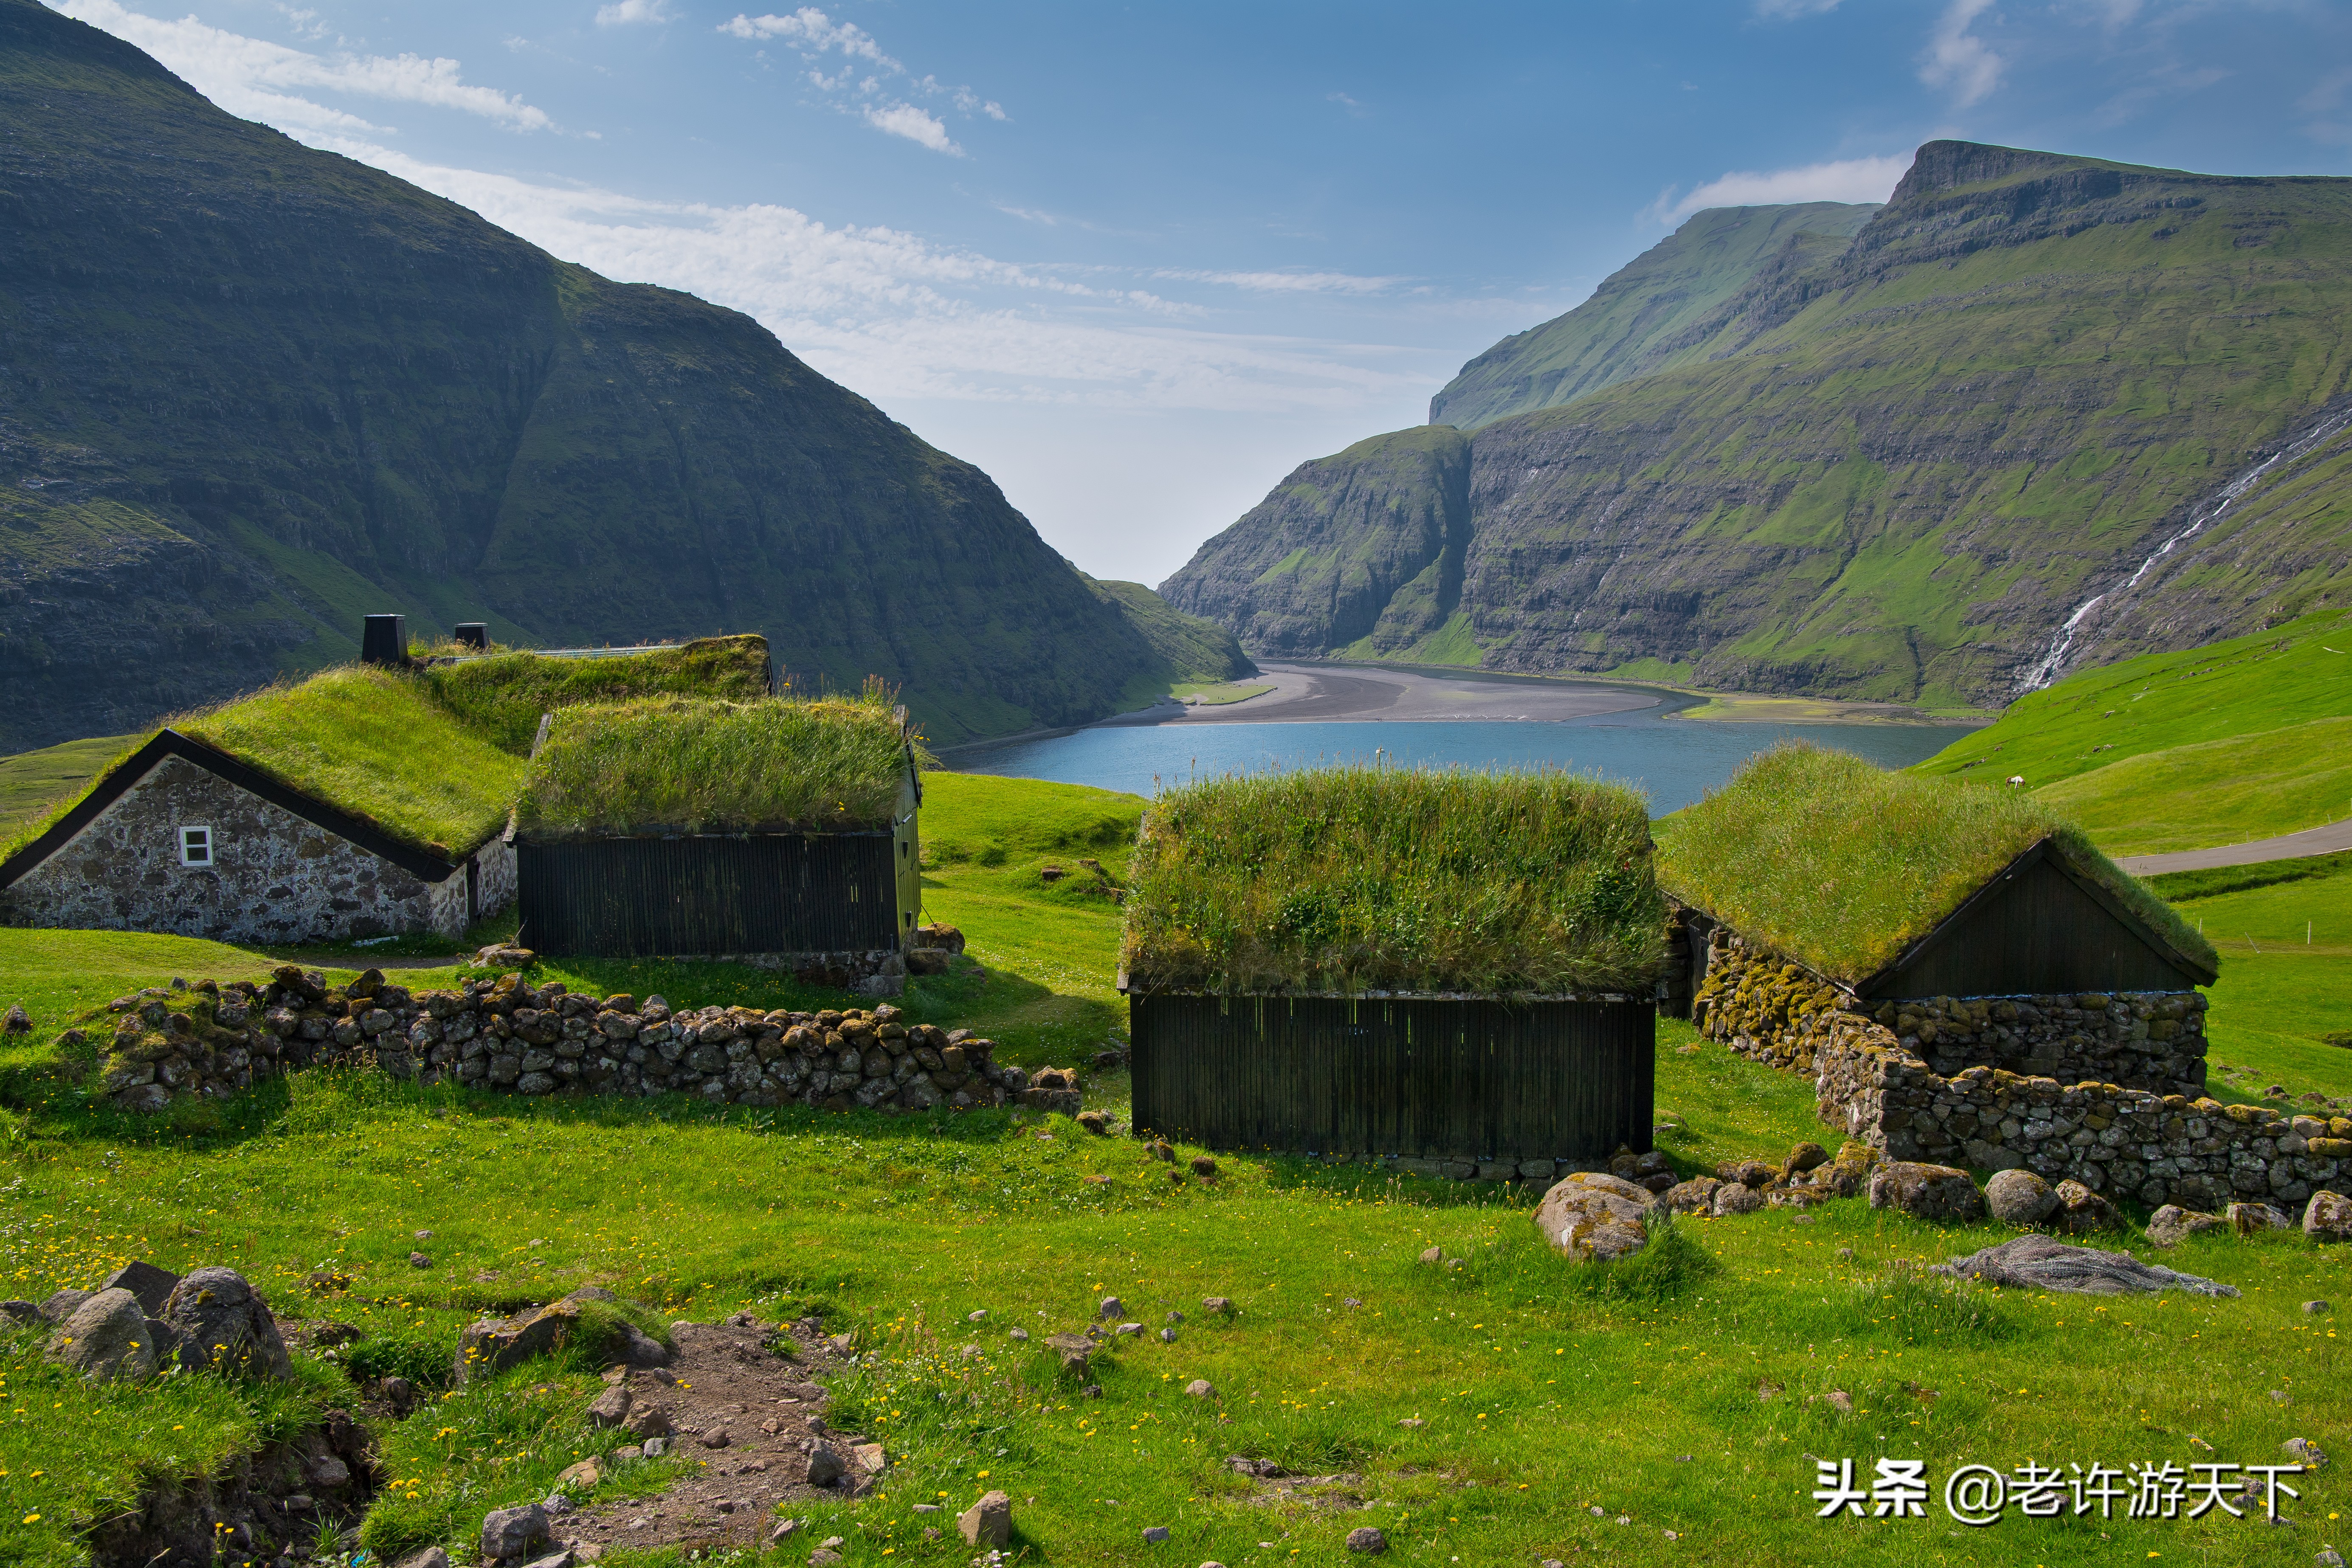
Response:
[1429,201,1880,430]
[0,0,1161,751]
[1166,142,2352,706]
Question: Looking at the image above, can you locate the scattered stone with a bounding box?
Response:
[1868,1162,1986,1225]
[0,1301,33,1325]
[394,1548,451,1568]
[2229,1201,2293,1235]
[480,1502,549,1563]
[1202,1296,1234,1314]
[409,1251,432,1270]
[1932,1234,2240,1297]
[99,1261,180,1317]
[2052,1179,2122,1234]
[1185,1379,1216,1399]
[2146,1205,2226,1248]
[968,1309,988,1322]
[639,1437,668,1458]
[1144,1526,1171,1543]
[1160,1327,1178,1343]
[156,1267,293,1380]
[1984,1169,2058,1226]
[1099,1296,1125,1320]
[2,1003,28,1035]
[2304,1300,2330,1315]
[1345,1526,1387,1554]
[1117,1322,1145,1337]
[958,1489,1012,1547]
[1417,1246,1443,1265]
[1077,1111,1110,1135]
[1712,1182,1764,1217]
[1190,1155,1219,1178]
[1534,1171,1656,1261]
[1009,1326,1029,1342]
[2283,1437,2329,1469]
[1398,1417,1425,1429]
[1717,1159,1775,1188]
[555,1458,601,1490]
[768,1519,803,1544]
[1782,1142,1829,1178]
[805,1441,847,1486]
[588,1384,634,1428]
[2305,1190,2352,1242]
[1662,1176,1720,1215]
[46,1288,155,1383]
[38,1288,90,1325]
[1825,1389,1853,1414]
[696,1427,731,1449]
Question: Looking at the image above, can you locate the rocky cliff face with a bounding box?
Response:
[0,0,1161,750]
[1167,142,2352,707]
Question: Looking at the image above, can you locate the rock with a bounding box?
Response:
[1867,1163,1986,1225]
[0,1301,34,1324]
[46,1288,156,1382]
[1346,1526,1388,1554]
[1932,1234,2240,1297]
[623,1405,673,1439]
[806,1441,846,1486]
[555,1458,601,1490]
[639,1437,668,1458]
[456,1290,629,1383]
[1712,1182,1764,1217]
[394,1549,451,1568]
[1202,1296,1234,1314]
[1144,1526,1171,1544]
[409,1251,432,1270]
[515,1551,573,1568]
[1077,1110,1110,1135]
[1534,1171,1655,1261]
[1717,1158,1775,1188]
[1662,1176,1720,1214]
[1417,1246,1443,1265]
[39,1288,92,1325]
[1185,1379,1216,1399]
[2304,1190,2352,1242]
[697,1427,731,1449]
[958,1489,1012,1547]
[2,1003,28,1034]
[1160,1327,1178,1343]
[1046,1333,1096,1374]
[480,1502,549,1563]
[2145,1205,2225,1248]
[1782,1142,1829,1178]
[2052,1180,2122,1234]
[160,1267,293,1380]
[2302,1299,2329,1315]
[1190,1154,1218,1178]
[99,1261,181,1317]
[588,1384,634,1428]
[1099,1296,1125,1320]
[1117,1322,1145,1337]
[853,1442,885,1473]
[2229,1201,2293,1235]
[1983,1169,2058,1226]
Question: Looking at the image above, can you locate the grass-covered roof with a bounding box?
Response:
[515,694,919,839]
[1121,766,1665,997]
[420,634,772,754]
[1655,743,2220,986]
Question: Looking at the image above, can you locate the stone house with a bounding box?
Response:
[0,729,513,945]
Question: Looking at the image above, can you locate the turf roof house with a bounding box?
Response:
[1659,747,2222,1095]
[1118,768,1668,1176]
[511,695,925,996]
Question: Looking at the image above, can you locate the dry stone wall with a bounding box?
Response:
[1693,932,2346,1209]
[87,965,1056,1117]
[0,754,509,944]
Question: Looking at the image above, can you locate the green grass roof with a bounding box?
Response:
[515,695,917,839]
[1655,743,2220,986]
[420,634,772,754]
[1121,766,1665,996]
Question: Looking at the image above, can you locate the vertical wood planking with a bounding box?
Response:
[518,834,904,957]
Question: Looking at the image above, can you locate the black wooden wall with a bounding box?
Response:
[1865,851,2205,999]
[1129,993,1654,1163]
[518,833,905,957]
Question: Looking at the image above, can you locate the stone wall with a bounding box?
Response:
[1692,932,2349,1208]
[88,965,1053,1117]
[0,754,507,944]
[1690,927,2207,1093]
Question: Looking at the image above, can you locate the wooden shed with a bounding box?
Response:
[1119,766,1666,1166]
[511,696,924,986]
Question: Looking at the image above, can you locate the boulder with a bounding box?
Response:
[1717,1159,1775,1188]
[2228,1201,2293,1235]
[46,1287,156,1382]
[1806,1143,1881,1198]
[1712,1182,1764,1217]
[1983,1169,2058,1227]
[159,1267,292,1380]
[1867,1163,1986,1225]
[1781,1142,1830,1179]
[1932,1234,2239,1297]
[2,1002,29,1035]
[806,1441,847,1486]
[456,1289,632,1383]
[2146,1205,2225,1248]
[2305,1190,2352,1242]
[958,1489,1012,1547]
[587,1384,634,1428]
[1662,1176,1721,1215]
[1534,1171,1654,1261]
[1185,1379,1216,1399]
[38,1288,91,1325]
[1346,1526,1388,1554]
[100,1261,181,1317]
[2052,1180,2122,1234]
[480,1502,549,1564]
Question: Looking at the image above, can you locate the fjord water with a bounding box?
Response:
[951,711,1973,813]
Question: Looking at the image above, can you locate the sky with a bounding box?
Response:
[48,0,2352,585]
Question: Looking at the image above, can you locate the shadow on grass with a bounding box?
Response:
[1248,1152,1546,1209]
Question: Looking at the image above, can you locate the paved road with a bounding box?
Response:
[2117,819,2352,876]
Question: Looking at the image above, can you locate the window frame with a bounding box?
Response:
[178,825,215,867]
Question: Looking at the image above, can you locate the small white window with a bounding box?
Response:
[179,826,214,867]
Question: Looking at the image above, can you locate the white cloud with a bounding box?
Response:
[1754,0,1842,17]
[862,102,959,155]
[53,0,551,130]
[1646,154,1909,225]
[300,137,1436,416]
[1920,0,2005,107]
[1157,269,1406,295]
[595,0,674,25]
[721,7,898,69]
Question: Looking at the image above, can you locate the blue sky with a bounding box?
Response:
[52,0,2352,583]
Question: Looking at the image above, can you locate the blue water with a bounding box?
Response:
[950,712,1975,814]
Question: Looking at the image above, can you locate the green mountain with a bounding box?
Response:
[0,0,1167,752]
[1078,576,1257,700]
[1163,141,2352,709]
[1429,202,1880,429]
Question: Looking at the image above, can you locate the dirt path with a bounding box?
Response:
[2116,819,2352,875]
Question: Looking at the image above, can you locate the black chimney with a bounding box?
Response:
[454,622,489,651]
[361,614,408,666]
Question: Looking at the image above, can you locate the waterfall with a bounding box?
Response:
[2018,400,2352,692]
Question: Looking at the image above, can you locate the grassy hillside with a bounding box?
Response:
[0,0,1161,752]
[0,732,137,843]
[1911,607,2352,851]
[1079,577,1258,708]
[1167,142,2352,707]
[1430,202,1880,429]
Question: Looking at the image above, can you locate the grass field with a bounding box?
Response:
[0,734,139,845]
[2,779,2349,1568]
